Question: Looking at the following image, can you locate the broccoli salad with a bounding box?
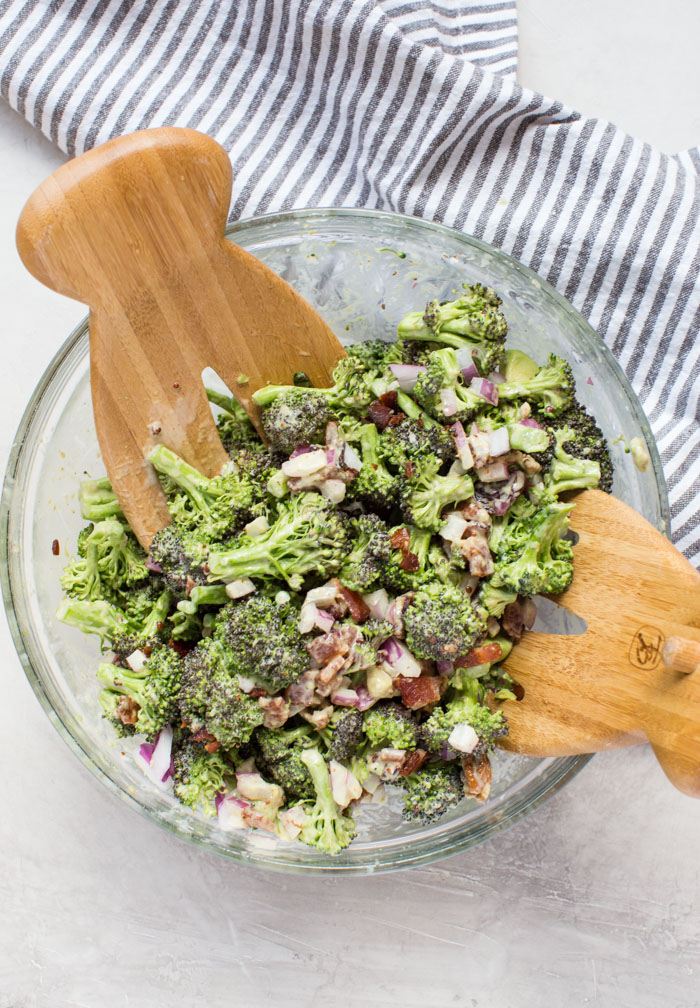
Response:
[56,283,612,855]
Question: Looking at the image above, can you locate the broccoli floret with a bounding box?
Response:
[498,354,574,417]
[412,347,485,423]
[298,747,356,855]
[173,742,232,817]
[78,477,123,521]
[324,708,365,762]
[346,618,394,673]
[399,761,464,824]
[403,581,486,661]
[397,283,508,376]
[149,445,256,539]
[534,403,612,493]
[340,513,392,593]
[97,644,183,740]
[544,425,603,495]
[206,492,351,590]
[255,725,317,800]
[214,594,308,692]
[381,415,454,469]
[363,702,419,749]
[475,581,518,619]
[229,444,278,494]
[384,525,434,593]
[255,387,334,454]
[56,590,171,653]
[166,585,229,643]
[427,541,466,586]
[60,518,148,603]
[400,456,473,533]
[345,423,400,511]
[148,525,208,596]
[420,679,508,758]
[206,387,259,453]
[346,339,403,373]
[492,500,575,595]
[179,636,265,749]
[112,584,173,656]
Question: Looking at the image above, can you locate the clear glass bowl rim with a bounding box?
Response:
[1,206,669,875]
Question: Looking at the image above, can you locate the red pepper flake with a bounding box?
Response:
[455,642,503,668]
[398,550,419,572]
[390,527,411,550]
[51,539,60,555]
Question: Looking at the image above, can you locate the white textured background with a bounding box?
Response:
[3,3,700,1005]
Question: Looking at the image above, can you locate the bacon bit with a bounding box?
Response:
[317,653,347,686]
[404,460,415,478]
[259,695,290,728]
[394,676,445,709]
[366,400,394,429]
[379,390,399,410]
[170,639,195,659]
[399,748,428,777]
[398,551,419,572]
[286,671,318,710]
[189,728,217,744]
[390,527,411,550]
[51,538,60,555]
[249,686,268,699]
[455,642,503,668]
[204,740,221,754]
[387,412,405,426]
[462,752,492,802]
[116,696,140,725]
[336,583,370,622]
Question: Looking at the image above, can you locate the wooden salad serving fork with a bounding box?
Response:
[15,128,700,797]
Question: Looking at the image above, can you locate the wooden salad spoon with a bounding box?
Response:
[15,128,700,796]
[16,127,345,548]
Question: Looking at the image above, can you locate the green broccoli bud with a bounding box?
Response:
[492,500,575,596]
[214,594,308,692]
[340,513,392,593]
[400,456,473,533]
[498,354,574,417]
[399,761,464,824]
[403,581,486,661]
[363,702,419,749]
[60,518,148,603]
[173,742,233,817]
[97,644,183,740]
[420,679,507,757]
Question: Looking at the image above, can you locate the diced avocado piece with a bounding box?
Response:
[504,349,539,382]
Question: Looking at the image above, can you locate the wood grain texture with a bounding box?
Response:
[15,127,345,547]
[501,489,700,796]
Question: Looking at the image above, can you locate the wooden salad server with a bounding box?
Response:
[16,127,345,548]
[500,488,700,797]
[15,130,700,797]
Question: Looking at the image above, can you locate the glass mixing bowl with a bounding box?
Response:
[1,208,668,874]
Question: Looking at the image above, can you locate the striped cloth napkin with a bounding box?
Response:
[1,0,698,563]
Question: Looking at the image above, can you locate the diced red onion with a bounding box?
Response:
[314,608,335,633]
[441,513,468,542]
[488,371,506,384]
[380,637,421,678]
[440,744,458,761]
[487,426,510,458]
[440,387,459,417]
[519,418,543,429]
[137,725,173,786]
[460,363,479,382]
[470,377,499,406]
[217,795,250,832]
[126,649,147,672]
[455,347,479,380]
[325,448,336,465]
[476,461,510,482]
[437,659,455,675]
[451,420,474,470]
[388,363,426,392]
[362,588,390,619]
[298,602,318,633]
[355,686,376,711]
[448,723,480,753]
[342,442,362,471]
[331,688,360,707]
[318,478,346,503]
[289,444,312,458]
[214,789,227,812]
[329,759,363,807]
[282,448,328,477]
[470,421,481,436]
[145,558,163,574]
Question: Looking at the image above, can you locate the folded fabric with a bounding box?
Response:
[1,0,698,563]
